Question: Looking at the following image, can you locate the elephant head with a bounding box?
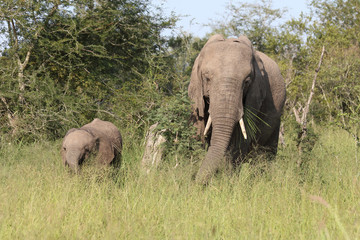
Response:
[188,34,285,184]
[61,118,122,172]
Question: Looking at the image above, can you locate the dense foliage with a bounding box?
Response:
[0,0,175,141]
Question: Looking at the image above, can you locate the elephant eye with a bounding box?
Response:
[63,147,67,151]
[243,77,251,92]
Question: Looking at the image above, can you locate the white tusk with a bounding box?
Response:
[239,118,247,140]
[204,115,212,136]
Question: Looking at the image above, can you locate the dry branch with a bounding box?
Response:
[297,46,325,154]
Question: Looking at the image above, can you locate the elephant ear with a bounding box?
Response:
[245,51,267,112]
[96,136,115,165]
[188,56,204,119]
[188,55,206,139]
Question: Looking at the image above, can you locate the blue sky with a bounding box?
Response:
[154,0,310,37]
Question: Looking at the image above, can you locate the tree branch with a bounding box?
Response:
[10,19,18,49]
[297,46,325,156]
[292,106,301,124]
[300,46,325,125]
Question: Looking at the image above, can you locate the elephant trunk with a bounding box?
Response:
[196,119,236,184]
[66,150,82,172]
[196,77,243,184]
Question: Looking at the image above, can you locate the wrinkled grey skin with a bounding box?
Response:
[61,118,122,172]
[188,34,286,184]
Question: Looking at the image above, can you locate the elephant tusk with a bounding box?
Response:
[239,118,247,140]
[204,115,212,136]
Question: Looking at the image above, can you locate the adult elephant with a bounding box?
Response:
[188,34,286,184]
[61,118,122,172]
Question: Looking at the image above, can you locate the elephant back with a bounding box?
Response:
[82,118,123,154]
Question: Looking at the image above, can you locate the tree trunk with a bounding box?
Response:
[141,123,166,174]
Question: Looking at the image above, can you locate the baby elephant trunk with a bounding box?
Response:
[65,150,82,172]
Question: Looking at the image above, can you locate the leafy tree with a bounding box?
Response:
[121,33,207,158]
[209,0,286,53]
[0,0,175,141]
[305,0,360,141]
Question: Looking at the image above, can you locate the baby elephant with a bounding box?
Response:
[61,118,122,172]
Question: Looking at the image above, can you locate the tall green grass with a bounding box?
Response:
[0,127,359,239]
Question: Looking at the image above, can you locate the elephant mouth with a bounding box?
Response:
[65,152,86,172]
[203,95,247,140]
[79,153,86,165]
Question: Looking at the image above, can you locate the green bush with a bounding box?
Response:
[148,91,204,160]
